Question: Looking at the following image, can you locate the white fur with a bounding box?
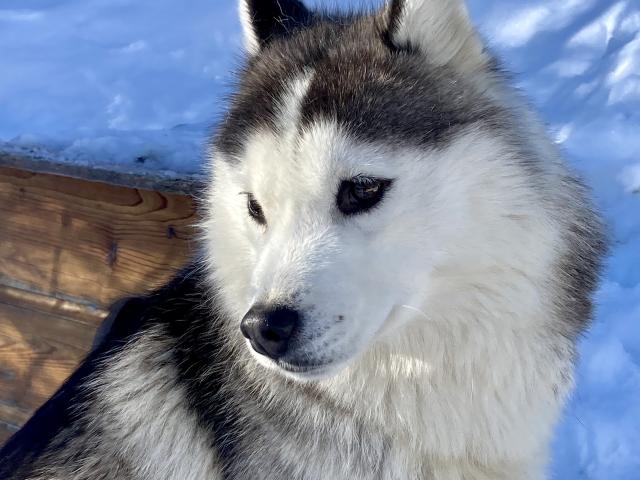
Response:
[389,0,489,73]
[196,1,590,479]
[204,109,575,479]
[92,332,221,480]
[29,330,222,480]
[239,0,260,55]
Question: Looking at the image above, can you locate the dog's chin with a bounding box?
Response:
[276,359,346,382]
[247,348,347,382]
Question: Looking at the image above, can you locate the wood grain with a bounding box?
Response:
[0,285,107,446]
[0,167,200,446]
[0,166,198,308]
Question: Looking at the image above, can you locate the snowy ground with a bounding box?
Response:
[466,2,640,478]
[0,0,241,174]
[0,1,638,478]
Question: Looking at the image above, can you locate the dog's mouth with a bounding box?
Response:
[274,358,343,380]
[277,359,328,373]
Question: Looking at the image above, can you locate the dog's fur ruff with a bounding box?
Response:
[0,1,606,479]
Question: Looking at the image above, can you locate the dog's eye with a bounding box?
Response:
[246,193,266,226]
[337,177,392,216]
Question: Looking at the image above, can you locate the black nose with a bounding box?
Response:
[240,305,299,360]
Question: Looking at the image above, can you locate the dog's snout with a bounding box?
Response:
[241,305,299,359]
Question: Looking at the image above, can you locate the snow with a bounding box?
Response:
[621,164,640,193]
[0,0,638,478]
[0,0,242,174]
[467,1,640,477]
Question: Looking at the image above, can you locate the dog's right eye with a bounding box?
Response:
[245,193,266,226]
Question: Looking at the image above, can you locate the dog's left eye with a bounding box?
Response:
[337,177,393,216]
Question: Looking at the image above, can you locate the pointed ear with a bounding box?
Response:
[239,0,312,55]
[386,0,488,73]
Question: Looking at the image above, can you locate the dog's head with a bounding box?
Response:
[204,0,558,380]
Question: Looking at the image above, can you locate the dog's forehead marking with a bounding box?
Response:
[243,71,342,206]
[215,16,504,166]
[275,71,315,145]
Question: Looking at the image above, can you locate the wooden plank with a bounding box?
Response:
[0,284,107,327]
[0,286,101,407]
[0,166,198,308]
[0,296,100,353]
[0,330,89,411]
[0,295,102,445]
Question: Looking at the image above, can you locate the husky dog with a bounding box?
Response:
[0,0,606,479]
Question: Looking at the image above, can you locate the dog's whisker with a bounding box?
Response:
[398,304,430,320]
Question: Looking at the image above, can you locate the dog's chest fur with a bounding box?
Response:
[76,317,570,480]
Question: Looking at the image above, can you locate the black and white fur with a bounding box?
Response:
[0,1,606,478]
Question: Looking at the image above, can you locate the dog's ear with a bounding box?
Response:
[385,0,488,73]
[239,0,312,55]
